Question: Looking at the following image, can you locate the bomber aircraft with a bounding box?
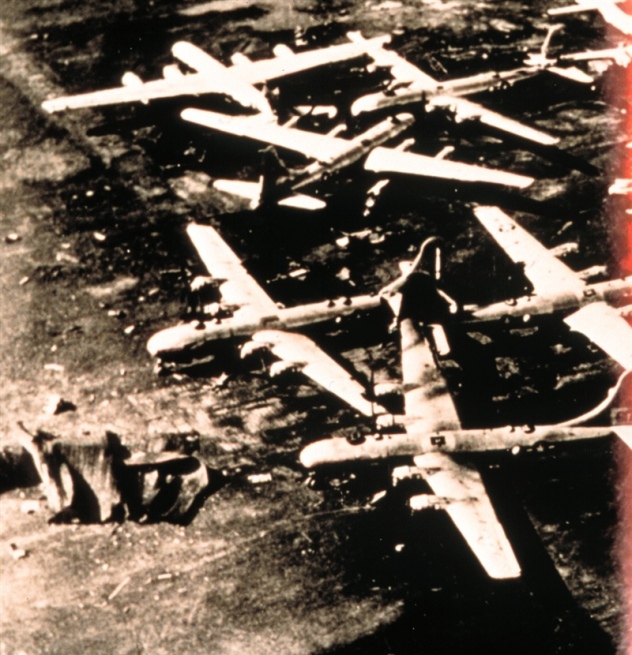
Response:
[460,206,632,373]
[346,26,593,145]
[298,266,632,580]
[180,107,533,211]
[40,33,392,116]
[147,222,415,416]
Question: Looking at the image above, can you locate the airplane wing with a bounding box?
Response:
[230,33,391,84]
[564,302,632,370]
[411,451,521,579]
[472,205,586,295]
[346,32,437,89]
[365,147,534,189]
[561,45,632,66]
[43,34,391,114]
[186,223,278,317]
[181,108,350,163]
[399,317,462,430]
[549,0,632,35]
[427,96,559,147]
[41,75,234,113]
[248,329,384,417]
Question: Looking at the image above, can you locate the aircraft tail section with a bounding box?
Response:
[212,147,324,211]
[258,145,290,205]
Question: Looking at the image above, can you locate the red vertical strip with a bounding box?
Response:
[618,3,632,652]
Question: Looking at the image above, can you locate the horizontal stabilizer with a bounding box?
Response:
[278,194,327,211]
[213,179,260,208]
[547,65,593,84]
[213,179,326,211]
[365,147,534,189]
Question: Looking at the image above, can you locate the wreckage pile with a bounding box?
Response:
[3,426,214,524]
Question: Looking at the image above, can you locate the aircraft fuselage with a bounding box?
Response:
[465,276,632,323]
[351,66,541,115]
[299,424,617,468]
[291,113,414,189]
[147,292,382,359]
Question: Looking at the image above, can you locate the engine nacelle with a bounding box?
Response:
[577,264,608,283]
[373,382,402,398]
[409,494,449,511]
[269,360,303,377]
[549,241,579,258]
[392,465,425,485]
[240,340,269,359]
[162,64,184,81]
[121,72,143,88]
[272,44,295,58]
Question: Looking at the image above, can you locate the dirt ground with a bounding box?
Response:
[0,0,630,653]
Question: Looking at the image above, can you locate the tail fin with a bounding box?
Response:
[380,237,443,298]
[540,24,564,61]
[380,237,457,319]
[258,146,289,206]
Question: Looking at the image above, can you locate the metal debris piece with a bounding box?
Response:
[43,394,76,416]
[247,472,273,485]
[8,543,27,560]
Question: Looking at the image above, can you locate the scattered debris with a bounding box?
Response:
[107,576,131,602]
[87,276,139,300]
[8,543,28,560]
[55,251,80,265]
[18,276,29,286]
[5,232,21,243]
[123,325,136,336]
[16,425,216,524]
[43,394,76,416]
[247,472,273,484]
[43,363,64,373]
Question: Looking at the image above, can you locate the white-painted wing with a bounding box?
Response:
[550,0,632,34]
[564,301,632,370]
[250,330,384,417]
[231,33,391,83]
[561,45,632,66]
[42,35,391,114]
[412,451,521,579]
[42,75,231,113]
[549,0,632,35]
[365,147,534,189]
[399,318,461,429]
[428,96,559,147]
[181,108,350,163]
[171,42,272,114]
[347,36,436,89]
[186,223,278,315]
[472,205,586,295]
